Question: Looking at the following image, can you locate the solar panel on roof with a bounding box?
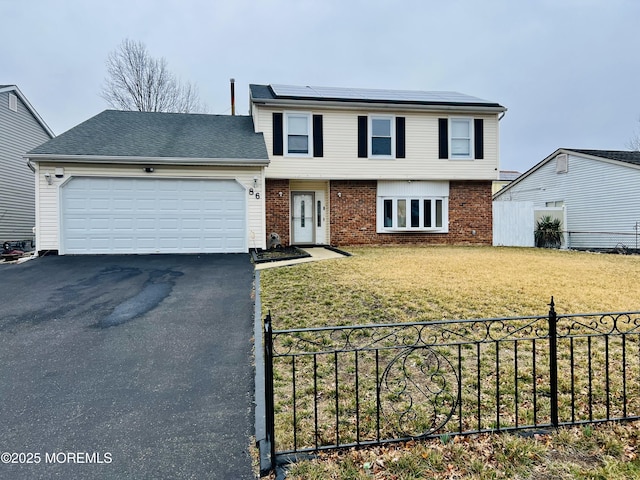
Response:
[270,84,495,105]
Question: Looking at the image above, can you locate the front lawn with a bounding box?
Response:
[260,246,640,479]
[261,246,640,327]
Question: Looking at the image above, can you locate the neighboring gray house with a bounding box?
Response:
[493,149,640,250]
[0,85,54,243]
[26,110,268,255]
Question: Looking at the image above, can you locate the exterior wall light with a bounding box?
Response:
[44,172,52,185]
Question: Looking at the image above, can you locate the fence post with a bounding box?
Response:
[548,297,559,428]
[263,312,276,474]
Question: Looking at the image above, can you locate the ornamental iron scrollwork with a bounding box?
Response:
[557,313,640,337]
[271,316,552,357]
[379,346,459,438]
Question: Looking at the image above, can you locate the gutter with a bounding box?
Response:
[25,154,270,167]
[251,97,507,114]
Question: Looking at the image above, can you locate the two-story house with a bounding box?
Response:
[25,83,505,255]
[0,85,54,244]
[250,84,506,247]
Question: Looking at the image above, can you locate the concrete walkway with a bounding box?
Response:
[254,247,349,270]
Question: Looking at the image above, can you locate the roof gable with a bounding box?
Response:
[27,110,269,164]
[494,148,640,199]
[0,85,55,138]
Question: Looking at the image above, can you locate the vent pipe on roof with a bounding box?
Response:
[230,78,235,116]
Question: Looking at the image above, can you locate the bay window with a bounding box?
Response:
[377,181,449,233]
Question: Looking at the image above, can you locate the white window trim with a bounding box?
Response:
[369,115,395,159]
[284,112,312,157]
[376,196,449,233]
[449,117,474,160]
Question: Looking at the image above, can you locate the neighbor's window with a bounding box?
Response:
[450,118,472,159]
[370,116,394,157]
[380,196,446,231]
[285,113,311,156]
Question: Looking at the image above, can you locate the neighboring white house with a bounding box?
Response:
[493,149,640,250]
[0,85,54,243]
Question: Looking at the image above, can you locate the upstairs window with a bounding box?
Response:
[370,116,393,156]
[450,118,472,159]
[285,113,311,156]
[358,115,405,159]
[272,112,323,157]
[438,117,484,160]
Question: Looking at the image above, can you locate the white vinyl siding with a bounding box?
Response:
[255,106,498,180]
[34,163,266,252]
[0,91,53,240]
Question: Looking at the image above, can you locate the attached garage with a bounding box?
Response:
[61,177,247,254]
[26,110,270,255]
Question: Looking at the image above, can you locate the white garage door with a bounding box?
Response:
[61,177,247,254]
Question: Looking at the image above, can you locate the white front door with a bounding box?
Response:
[292,192,314,244]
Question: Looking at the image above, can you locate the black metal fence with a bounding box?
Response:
[261,300,640,473]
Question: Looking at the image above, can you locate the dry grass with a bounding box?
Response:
[261,246,640,328]
[284,423,640,479]
[259,246,640,478]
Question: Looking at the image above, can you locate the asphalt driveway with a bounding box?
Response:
[0,254,256,479]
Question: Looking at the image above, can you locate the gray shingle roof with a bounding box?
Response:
[250,84,505,110]
[28,110,268,163]
[569,149,640,167]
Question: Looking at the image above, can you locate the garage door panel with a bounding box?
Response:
[61,177,247,254]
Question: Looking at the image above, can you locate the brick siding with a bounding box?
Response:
[329,180,492,246]
[265,179,290,246]
[265,179,493,247]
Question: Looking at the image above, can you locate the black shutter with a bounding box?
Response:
[474,119,484,159]
[313,114,323,157]
[438,118,448,159]
[395,117,405,158]
[358,116,368,158]
[273,112,283,156]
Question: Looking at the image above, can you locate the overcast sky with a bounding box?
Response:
[4,0,640,173]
